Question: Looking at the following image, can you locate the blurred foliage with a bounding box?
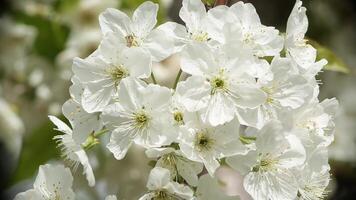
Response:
[10,120,60,186]
[54,0,80,13]
[309,40,351,74]
[12,11,69,63]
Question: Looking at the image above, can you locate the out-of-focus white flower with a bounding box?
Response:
[60,0,118,30]
[227,121,306,200]
[14,164,75,200]
[179,115,247,176]
[146,147,203,186]
[139,167,194,200]
[105,195,117,200]
[99,1,174,62]
[0,17,36,75]
[103,78,175,160]
[196,174,240,200]
[0,98,25,159]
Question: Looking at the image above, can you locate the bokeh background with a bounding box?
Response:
[0,0,355,199]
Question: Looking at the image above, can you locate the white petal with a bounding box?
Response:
[165,182,194,199]
[202,153,220,176]
[99,8,131,35]
[81,86,114,113]
[141,83,172,110]
[278,134,306,168]
[146,167,171,190]
[157,22,189,51]
[72,57,107,84]
[145,147,175,158]
[75,150,95,187]
[62,99,102,144]
[229,81,267,109]
[131,1,158,38]
[143,27,175,62]
[181,43,217,76]
[121,47,151,78]
[34,164,75,199]
[106,128,134,160]
[202,92,235,126]
[176,76,210,112]
[48,115,72,135]
[286,0,308,44]
[117,77,147,111]
[244,170,298,200]
[14,189,43,200]
[226,151,258,175]
[179,0,206,32]
[229,2,261,26]
[176,158,204,186]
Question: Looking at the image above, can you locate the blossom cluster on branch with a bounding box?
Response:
[15,0,338,199]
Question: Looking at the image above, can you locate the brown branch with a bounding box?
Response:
[214,0,229,6]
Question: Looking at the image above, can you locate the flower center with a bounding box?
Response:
[194,131,214,152]
[261,86,275,104]
[173,111,184,125]
[107,65,129,86]
[210,77,226,94]
[153,190,171,200]
[134,110,150,129]
[252,154,278,172]
[125,34,140,47]
[191,31,209,42]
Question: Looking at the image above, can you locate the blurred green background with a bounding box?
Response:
[0,0,355,199]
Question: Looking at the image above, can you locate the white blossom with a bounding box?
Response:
[177,43,266,126]
[139,167,194,200]
[285,0,327,77]
[179,115,248,176]
[237,56,314,129]
[72,34,151,113]
[103,77,176,160]
[14,164,75,200]
[227,121,306,200]
[223,1,283,57]
[99,1,174,62]
[146,147,204,186]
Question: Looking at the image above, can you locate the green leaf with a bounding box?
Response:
[202,0,215,7]
[9,119,60,186]
[308,40,351,74]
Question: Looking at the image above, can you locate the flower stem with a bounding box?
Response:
[151,72,157,84]
[173,69,182,90]
[94,129,109,137]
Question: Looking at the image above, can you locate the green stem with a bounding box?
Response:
[173,69,182,90]
[151,72,157,84]
[94,129,109,137]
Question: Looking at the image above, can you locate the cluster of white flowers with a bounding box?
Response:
[15,0,339,199]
